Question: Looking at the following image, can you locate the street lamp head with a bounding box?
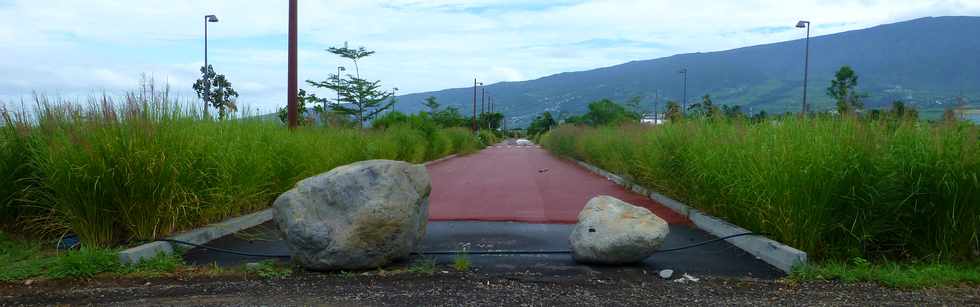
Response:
[338,66,346,71]
[478,82,484,86]
[796,20,809,28]
[206,15,219,22]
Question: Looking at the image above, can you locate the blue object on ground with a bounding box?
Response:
[57,234,81,250]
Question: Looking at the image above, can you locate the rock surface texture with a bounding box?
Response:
[570,195,670,264]
[273,160,431,270]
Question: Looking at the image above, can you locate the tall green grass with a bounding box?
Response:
[0,88,481,247]
[542,118,980,262]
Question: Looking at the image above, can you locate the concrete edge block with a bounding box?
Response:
[171,209,273,244]
[118,209,274,265]
[649,192,691,216]
[571,159,807,273]
[423,154,458,166]
[689,210,807,273]
[118,241,174,264]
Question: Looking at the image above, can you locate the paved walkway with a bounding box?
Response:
[427,142,687,224]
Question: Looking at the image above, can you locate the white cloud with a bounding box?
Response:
[1,0,979,112]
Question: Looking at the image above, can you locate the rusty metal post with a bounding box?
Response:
[287,0,299,129]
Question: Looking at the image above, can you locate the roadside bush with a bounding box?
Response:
[541,118,980,262]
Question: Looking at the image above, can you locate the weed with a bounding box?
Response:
[245,260,293,279]
[126,252,184,275]
[46,248,122,279]
[337,270,355,278]
[408,258,437,274]
[453,250,471,272]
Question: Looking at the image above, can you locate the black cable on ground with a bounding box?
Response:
[158,232,768,259]
[160,239,291,258]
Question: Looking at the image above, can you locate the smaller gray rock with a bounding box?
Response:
[569,195,670,264]
[659,269,674,279]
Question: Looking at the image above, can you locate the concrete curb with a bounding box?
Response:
[119,154,464,264]
[573,160,807,273]
[423,154,458,166]
[119,209,273,264]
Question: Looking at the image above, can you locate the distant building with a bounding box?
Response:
[640,113,667,125]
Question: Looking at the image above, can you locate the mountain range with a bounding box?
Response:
[392,16,980,126]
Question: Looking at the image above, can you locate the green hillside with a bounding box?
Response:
[393,16,980,126]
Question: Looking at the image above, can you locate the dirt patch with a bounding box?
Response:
[2,270,978,306]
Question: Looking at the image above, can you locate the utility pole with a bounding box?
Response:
[487,95,493,130]
[472,79,481,132]
[287,0,298,129]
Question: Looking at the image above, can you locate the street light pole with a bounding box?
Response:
[336,66,345,103]
[287,0,298,129]
[678,68,688,114]
[797,20,811,115]
[203,14,218,116]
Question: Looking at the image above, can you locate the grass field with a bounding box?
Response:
[0,88,482,248]
[541,118,979,263]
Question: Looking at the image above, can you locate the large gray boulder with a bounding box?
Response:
[273,160,431,270]
[570,195,669,264]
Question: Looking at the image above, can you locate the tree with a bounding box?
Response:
[327,45,374,78]
[665,100,683,121]
[626,96,644,115]
[423,96,441,115]
[722,104,744,119]
[688,94,720,118]
[306,45,394,128]
[479,112,504,130]
[192,65,239,119]
[827,66,866,115]
[583,99,639,126]
[278,89,313,125]
[889,100,918,121]
[527,112,556,136]
[942,107,958,122]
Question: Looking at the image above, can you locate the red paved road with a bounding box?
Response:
[427,143,689,224]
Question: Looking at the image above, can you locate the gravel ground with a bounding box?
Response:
[2,270,979,306]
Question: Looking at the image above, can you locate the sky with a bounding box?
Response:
[1,0,979,113]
